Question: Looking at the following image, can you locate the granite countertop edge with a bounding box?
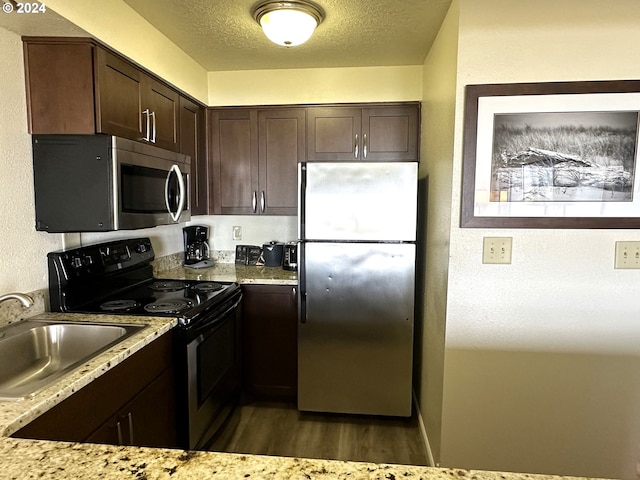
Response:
[0,437,602,480]
[156,262,298,286]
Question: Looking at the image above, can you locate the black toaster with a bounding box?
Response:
[282,242,298,271]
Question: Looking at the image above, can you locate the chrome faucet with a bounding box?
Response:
[0,293,34,308]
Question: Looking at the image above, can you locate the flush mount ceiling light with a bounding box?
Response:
[252,0,325,47]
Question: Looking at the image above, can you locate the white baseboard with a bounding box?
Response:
[413,390,435,467]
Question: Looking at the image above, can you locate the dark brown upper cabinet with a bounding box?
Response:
[306,104,419,162]
[208,107,304,215]
[180,96,208,215]
[24,37,180,152]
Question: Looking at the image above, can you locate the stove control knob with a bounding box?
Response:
[136,243,148,254]
[82,255,93,266]
[70,256,83,269]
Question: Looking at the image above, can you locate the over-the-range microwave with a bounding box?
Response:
[32,134,190,232]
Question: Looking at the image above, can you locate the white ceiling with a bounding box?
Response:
[122,0,453,71]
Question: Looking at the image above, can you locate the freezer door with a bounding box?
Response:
[298,242,415,416]
[301,162,417,242]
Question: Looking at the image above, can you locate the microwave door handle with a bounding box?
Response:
[165,165,186,222]
[142,109,151,141]
[150,110,157,144]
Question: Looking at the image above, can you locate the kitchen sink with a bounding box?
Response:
[0,319,147,400]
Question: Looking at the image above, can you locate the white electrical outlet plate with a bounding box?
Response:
[232,226,242,241]
[614,241,640,269]
[482,237,512,264]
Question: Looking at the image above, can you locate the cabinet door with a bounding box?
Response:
[124,366,177,448]
[242,285,298,399]
[208,109,258,215]
[95,48,143,140]
[143,75,179,152]
[86,367,177,448]
[307,107,362,161]
[180,97,208,215]
[362,106,419,161]
[23,40,96,134]
[258,108,305,215]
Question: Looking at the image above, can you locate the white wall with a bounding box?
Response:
[418,0,459,463]
[440,1,640,478]
[0,27,63,294]
[188,215,296,253]
[208,66,423,106]
[45,0,208,103]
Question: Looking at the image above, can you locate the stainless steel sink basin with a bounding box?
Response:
[0,319,146,400]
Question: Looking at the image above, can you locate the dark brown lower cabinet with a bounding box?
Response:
[242,285,298,400]
[85,367,176,447]
[14,330,177,448]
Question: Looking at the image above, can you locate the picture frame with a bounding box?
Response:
[461,80,640,228]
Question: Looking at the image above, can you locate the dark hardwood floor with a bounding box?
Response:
[210,400,429,466]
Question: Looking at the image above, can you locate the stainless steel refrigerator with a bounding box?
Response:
[298,161,417,417]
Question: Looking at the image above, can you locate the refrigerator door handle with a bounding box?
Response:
[298,163,306,240]
[298,241,307,324]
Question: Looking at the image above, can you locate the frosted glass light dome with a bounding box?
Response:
[253,1,325,47]
[260,9,317,46]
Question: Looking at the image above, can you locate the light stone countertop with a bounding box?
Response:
[157,263,297,285]
[0,437,602,480]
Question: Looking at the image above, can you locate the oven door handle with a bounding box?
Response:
[165,164,186,222]
[217,296,242,321]
[184,293,242,338]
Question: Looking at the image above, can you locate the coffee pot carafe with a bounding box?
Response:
[183,225,214,269]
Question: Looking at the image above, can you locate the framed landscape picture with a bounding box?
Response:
[461,80,640,228]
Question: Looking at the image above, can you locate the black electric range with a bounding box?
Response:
[47,237,243,451]
[47,237,240,327]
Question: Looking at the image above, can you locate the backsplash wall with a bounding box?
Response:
[0,28,64,295]
[190,215,298,253]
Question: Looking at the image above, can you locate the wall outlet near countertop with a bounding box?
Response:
[232,226,242,241]
[482,237,512,264]
[614,241,640,269]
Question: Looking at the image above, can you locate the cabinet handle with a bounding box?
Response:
[150,111,157,143]
[354,134,359,159]
[127,412,134,445]
[142,109,151,141]
[116,420,123,445]
[363,133,368,159]
[260,191,265,214]
[252,191,257,213]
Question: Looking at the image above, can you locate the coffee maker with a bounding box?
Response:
[183,225,214,269]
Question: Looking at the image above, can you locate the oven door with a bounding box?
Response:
[181,291,242,450]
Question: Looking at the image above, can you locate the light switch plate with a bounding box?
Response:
[614,241,640,269]
[482,237,512,264]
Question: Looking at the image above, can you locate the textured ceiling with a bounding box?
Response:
[122,0,452,71]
